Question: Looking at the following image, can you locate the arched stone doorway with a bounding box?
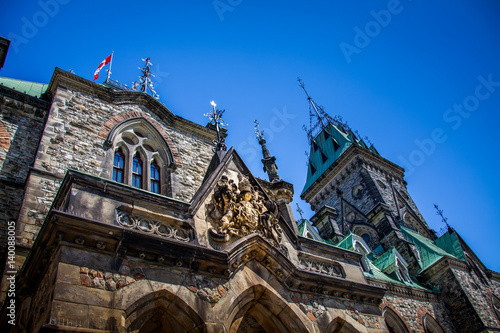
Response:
[126,290,205,333]
[227,285,309,333]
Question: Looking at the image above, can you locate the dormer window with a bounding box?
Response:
[321,151,328,163]
[310,163,317,175]
[394,254,412,284]
[312,140,319,152]
[352,235,372,273]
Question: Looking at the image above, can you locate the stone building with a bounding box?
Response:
[0,54,499,332]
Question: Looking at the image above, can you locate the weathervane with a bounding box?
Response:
[254,120,264,141]
[296,203,304,220]
[204,101,227,152]
[133,57,159,99]
[298,77,327,129]
[434,204,450,228]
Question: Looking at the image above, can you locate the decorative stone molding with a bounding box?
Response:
[366,277,438,302]
[79,266,137,291]
[298,253,345,279]
[116,210,191,242]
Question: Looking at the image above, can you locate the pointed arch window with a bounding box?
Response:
[151,161,160,194]
[383,307,410,333]
[105,118,176,196]
[113,149,125,183]
[132,154,143,188]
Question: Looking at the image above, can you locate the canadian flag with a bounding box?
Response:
[93,54,112,81]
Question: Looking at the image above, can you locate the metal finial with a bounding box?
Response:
[298,77,327,129]
[204,101,228,152]
[434,204,449,227]
[296,203,304,220]
[132,57,159,99]
[254,120,264,141]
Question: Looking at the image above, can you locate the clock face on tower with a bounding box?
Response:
[352,185,364,199]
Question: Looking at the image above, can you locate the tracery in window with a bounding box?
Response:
[113,149,125,183]
[106,118,174,195]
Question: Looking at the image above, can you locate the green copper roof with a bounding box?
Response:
[372,247,398,273]
[400,226,458,272]
[297,219,307,235]
[336,232,355,251]
[301,123,379,195]
[435,229,465,261]
[364,261,429,290]
[0,77,48,98]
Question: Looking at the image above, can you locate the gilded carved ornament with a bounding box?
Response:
[207,174,282,246]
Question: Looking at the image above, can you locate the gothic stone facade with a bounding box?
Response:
[0,68,499,332]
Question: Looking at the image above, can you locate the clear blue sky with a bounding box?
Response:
[1,1,499,272]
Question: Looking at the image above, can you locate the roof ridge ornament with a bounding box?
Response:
[204,101,227,152]
[132,57,159,100]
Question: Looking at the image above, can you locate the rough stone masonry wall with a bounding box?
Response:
[435,267,500,332]
[381,293,456,333]
[323,165,378,217]
[16,86,213,248]
[452,269,500,330]
[0,97,47,268]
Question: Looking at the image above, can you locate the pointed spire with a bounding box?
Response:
[298,77,337,144]
[255,120,279,182]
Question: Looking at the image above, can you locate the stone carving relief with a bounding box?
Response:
[116,210,192,242]
[299,257,345,278]
[184,274,229,306]
[292,294,326,321]
[79,260,149,291]
[207,174,282,246]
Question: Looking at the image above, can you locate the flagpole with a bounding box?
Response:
[106,51,114,83]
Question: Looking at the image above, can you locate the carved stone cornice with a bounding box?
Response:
[365,276,438,302]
